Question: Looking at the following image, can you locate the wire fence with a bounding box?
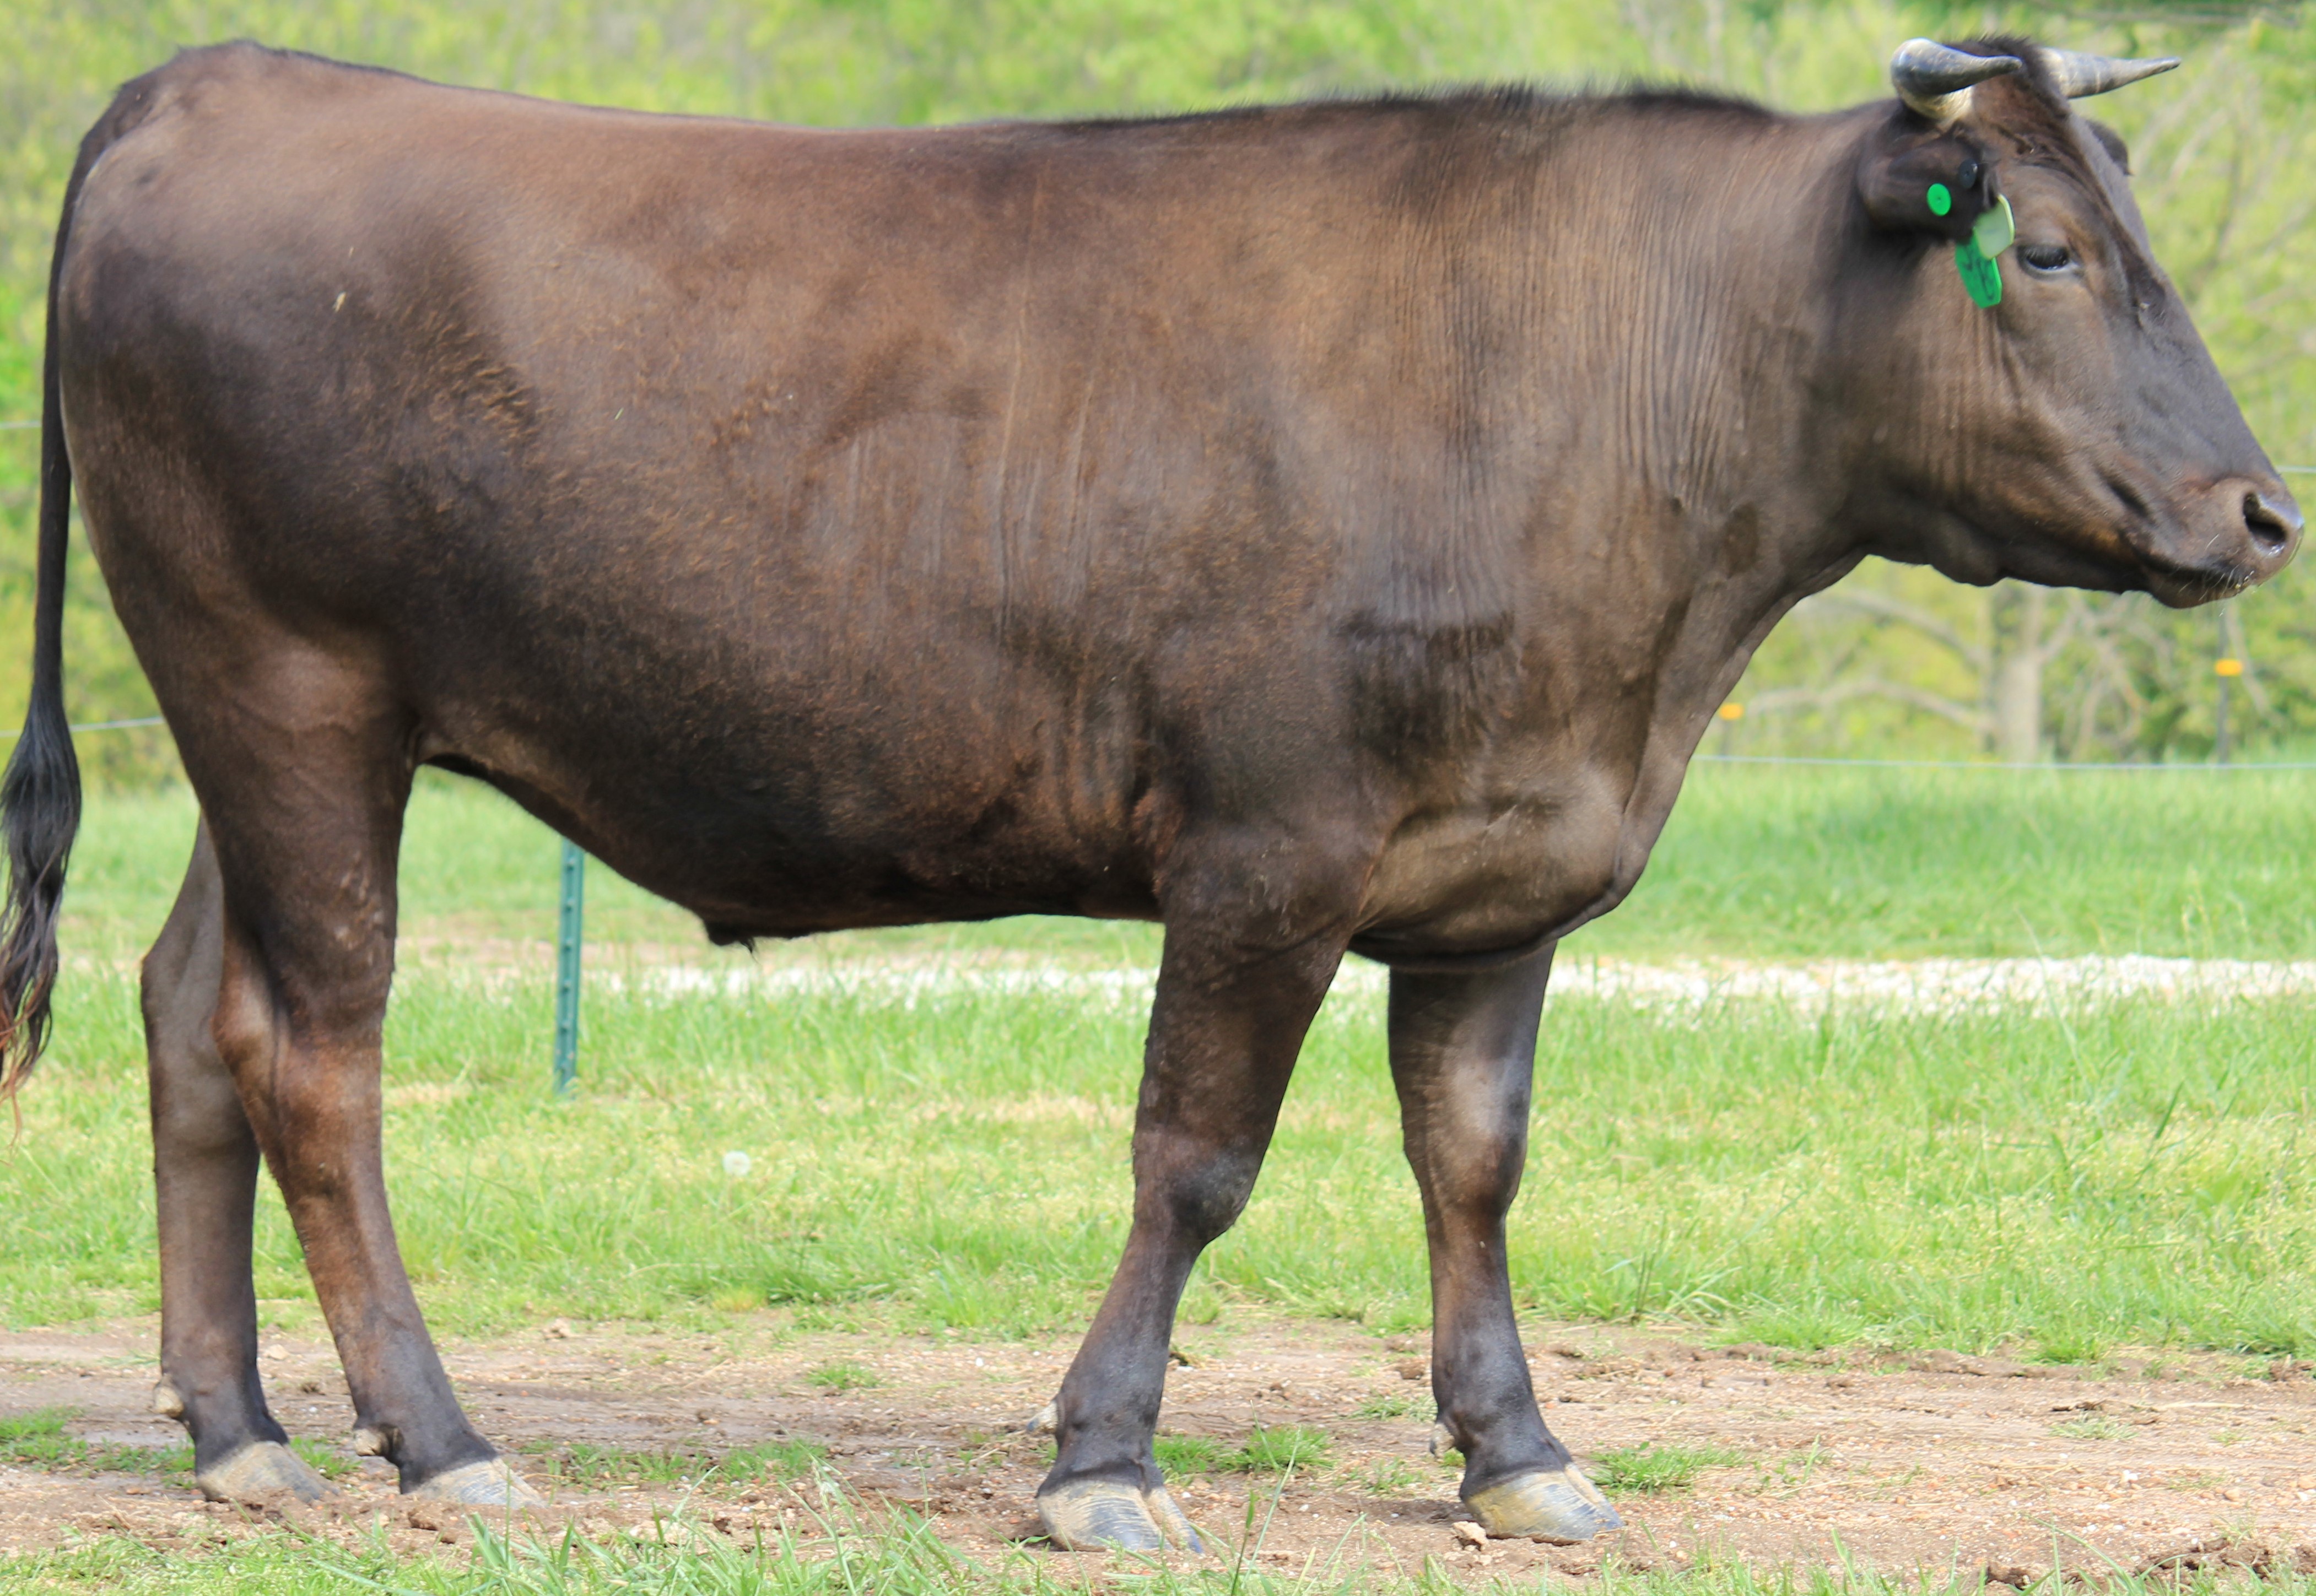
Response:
[0,715,164,736]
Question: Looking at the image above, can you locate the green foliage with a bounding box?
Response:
[804,1360,882,1392]
[521,1437,827,1489]
[1152,1431,1231,1475]
[3,3,2312,776]
[9,1511,2316,1595]
[1589,762,2316,960]
[10,771,2316,1355]
[288,1437,360,1482]
[1155,1425,1332,1475]
[1352,1455,1424,1495]
[1592,1441,1747,1494]
[1235,1424,1333,1473]
[0,1405,193,1481]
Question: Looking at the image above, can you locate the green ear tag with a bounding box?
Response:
[1926,182,1952,217]
[1955,194,2012,309]
[1955,238,2002,307]
[1972,193,2016,257]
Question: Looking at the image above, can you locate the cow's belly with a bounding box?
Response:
[415,645,1168,941]
[1354,767,1637,959]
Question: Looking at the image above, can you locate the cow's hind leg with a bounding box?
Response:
[1034,856,1352,1553]
[1390,950,1621,1541]
[144,822,331,1502]
[182,691,539,1508]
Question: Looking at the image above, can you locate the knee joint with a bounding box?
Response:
[1146,1147,1262,1244]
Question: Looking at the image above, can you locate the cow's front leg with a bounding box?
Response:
[1390,949,1622,1542]
[1035,877,1350,1552]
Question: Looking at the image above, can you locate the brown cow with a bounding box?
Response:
[1,36,2296,1550]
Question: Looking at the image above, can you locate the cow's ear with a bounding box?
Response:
[1857,125,1998,242]
[2081,116,2131,175]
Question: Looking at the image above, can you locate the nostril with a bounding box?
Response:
[2242,491,2299,556]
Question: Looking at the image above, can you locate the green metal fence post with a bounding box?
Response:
[553,838,585,1095]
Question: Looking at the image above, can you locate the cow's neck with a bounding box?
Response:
[1505,105,1880,843]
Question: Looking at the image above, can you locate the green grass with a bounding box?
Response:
[8,940,2316,1357]
[4,1514,2312,1596]
[1153,1425,1334,1476]
[1590,764,2316,961]
[1591,1442,1748,1494]
[8,766,2316,1355]
[291,1436,362,1481]
[520,1439,827,1491]
[0,1406,192,1481]
[1237,1425,1334,1473]
[805,1361,882,1392]
[1351,1456,1425,1496]
[1153,1433,1232,1475]
[2045,1415,2133,1442]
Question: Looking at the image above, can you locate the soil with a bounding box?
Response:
[5,1316,2314,1586]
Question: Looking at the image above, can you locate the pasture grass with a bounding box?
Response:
[3,1513,2313,1596]
[803,1360,882,1392]
[1606,762,2316,961]
[5,766,2315,1411]
[6,959,2313,1357]
[0,1405,192,1483]
[516,1437,828,1492]
[2045,1415,2135,1443]
[1591,1441,1750,1494]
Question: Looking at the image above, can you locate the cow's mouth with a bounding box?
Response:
[2135,547,2260,607]
[2101,469,2298,608]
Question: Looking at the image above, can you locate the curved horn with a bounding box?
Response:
[2036,46,2179,99]
[1891,38,2022,123]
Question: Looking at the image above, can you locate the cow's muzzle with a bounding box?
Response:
[2138,475,2302,607]
[2242,484,2303,562]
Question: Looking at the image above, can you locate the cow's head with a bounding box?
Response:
[1846,37,2299,607]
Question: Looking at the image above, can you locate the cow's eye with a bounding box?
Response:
[2019,244,2075,274]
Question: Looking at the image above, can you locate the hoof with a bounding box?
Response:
[1464,1464,1623,1543]
[194,1441,333,1504]
[408,1457,548,1509]
[1141,1484,1204,1553]
[1038,1477,1203,1554]
[1024,1400,1059,1435]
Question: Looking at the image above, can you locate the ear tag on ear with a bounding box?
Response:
[1926,182,1953,217]
[1972,193,2016,256]
[1954,196,2015,309]
[1955,239,2002,307]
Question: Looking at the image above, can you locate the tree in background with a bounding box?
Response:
[4,0,2311,780]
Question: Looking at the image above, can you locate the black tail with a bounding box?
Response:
[0,127,107,1100]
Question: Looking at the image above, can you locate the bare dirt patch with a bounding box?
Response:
[6,1317,2315,1584]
